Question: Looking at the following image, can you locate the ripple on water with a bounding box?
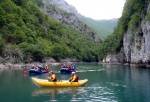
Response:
[106,81,126,88]
[81,84,118,102]
[77,69,106,73]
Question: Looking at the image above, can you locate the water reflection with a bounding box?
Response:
[32,87,78,96]
[32,87,87,101]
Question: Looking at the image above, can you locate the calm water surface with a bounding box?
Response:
[0,63,150,102]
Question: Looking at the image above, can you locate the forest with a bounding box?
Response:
[0,0,100,63]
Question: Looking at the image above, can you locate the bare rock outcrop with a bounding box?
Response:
[41,0,101,43]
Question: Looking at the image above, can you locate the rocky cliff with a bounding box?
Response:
[42,0,100,43]
[123,2,150,66]
[43,0,79,15]
[103,1,150,67]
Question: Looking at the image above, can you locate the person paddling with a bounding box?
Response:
[48,71,57,82]
[69,72,79,82]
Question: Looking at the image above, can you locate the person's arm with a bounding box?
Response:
[51,74,56,81]
[69,76,73,81]
[71,75,77,82]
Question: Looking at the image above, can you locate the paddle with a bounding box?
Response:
[47,77,51,81]
[47,77,58,85]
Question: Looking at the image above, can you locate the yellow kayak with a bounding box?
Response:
[32,77,88,87]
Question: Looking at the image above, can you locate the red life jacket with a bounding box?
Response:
[74,74,79,82]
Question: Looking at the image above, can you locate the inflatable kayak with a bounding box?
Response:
[60,67,76,73]
[29,68,49,74]
[32,77,88,87]
[60,64,76,73]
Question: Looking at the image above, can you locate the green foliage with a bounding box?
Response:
[51,44,70,61]
[145,13,150,21]
[0,0,100,62]
[34,0,43,6]
[79,17,117,40]
[128,13,140,27]
[0,35,5,55]
[11,0,26,6]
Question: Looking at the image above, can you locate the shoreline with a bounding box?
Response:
[1,61,150,70]
[99,62,150,68]
[0,62,72,70]
[0,58,79,70]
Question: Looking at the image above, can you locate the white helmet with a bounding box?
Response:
[72,72,75,74]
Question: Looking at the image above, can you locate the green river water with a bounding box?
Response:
[0,63,150,102]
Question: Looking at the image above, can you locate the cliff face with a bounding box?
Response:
[123,3,150,65]
[103,1,150,67]
[42,0,101,43]
[43,0,79,15]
